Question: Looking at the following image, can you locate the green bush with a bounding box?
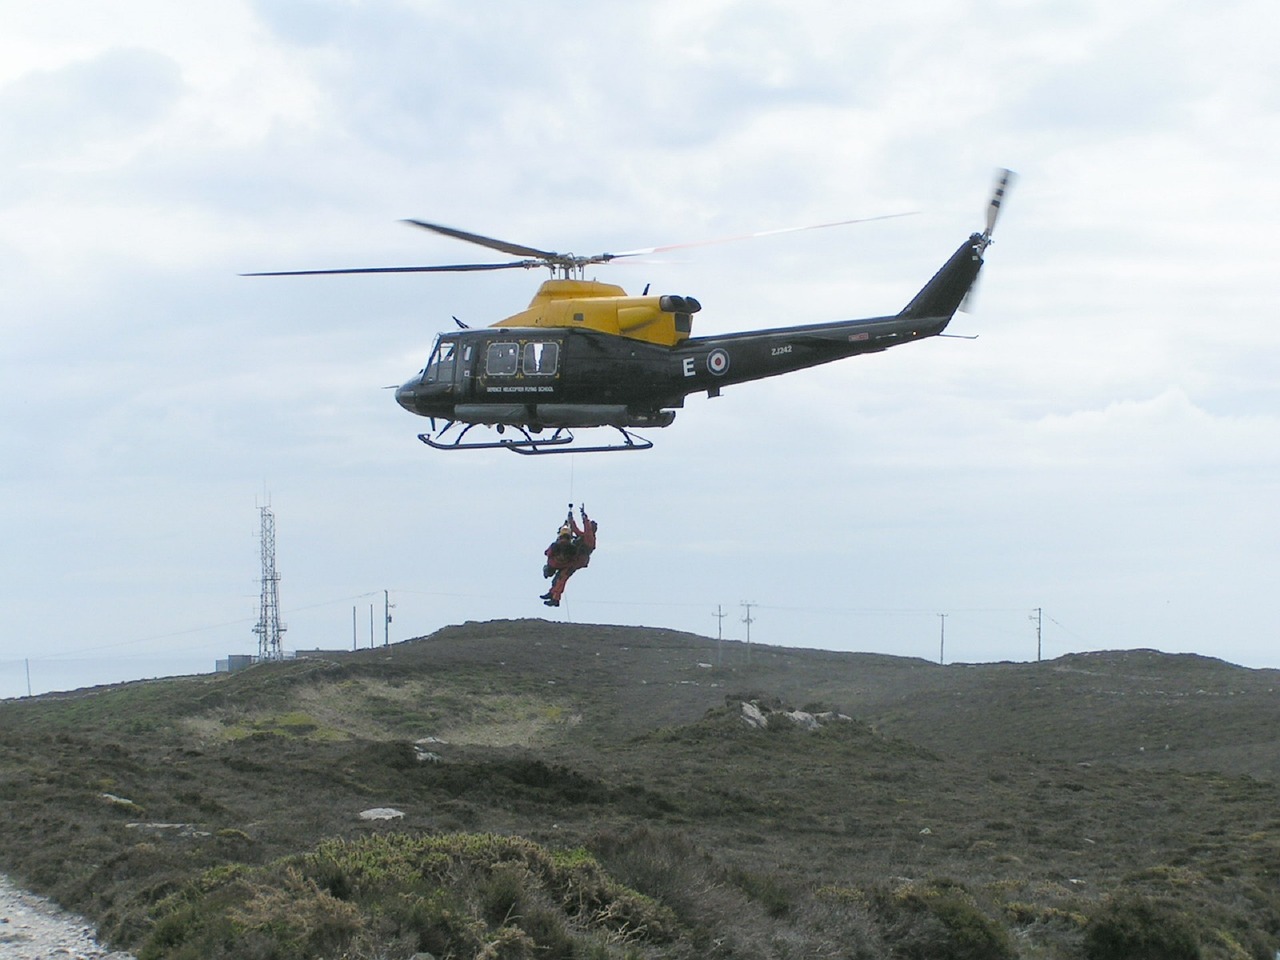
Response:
[728,865,794,918]
[139,832,676,960]
[589,825,701,917]
[1083,895,1202,960]
[871,878,1017,960]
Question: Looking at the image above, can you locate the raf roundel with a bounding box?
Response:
[706,348,731,376]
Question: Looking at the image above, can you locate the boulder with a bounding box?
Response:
[740,701,769,729]
[359,807,405,821]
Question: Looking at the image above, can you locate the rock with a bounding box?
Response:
[100,793,144,815]
[359,807,405,821]
[740,699,846,731]
[783,710,819,731]
[740,702,769,729]
[414,737,444,762]
[125,822,210,838]
[815,711,854,723]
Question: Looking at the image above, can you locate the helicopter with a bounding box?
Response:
[246,170,1014,454]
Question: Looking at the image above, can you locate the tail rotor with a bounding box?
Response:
[960,168,1016,313]
[978,168,1016,255]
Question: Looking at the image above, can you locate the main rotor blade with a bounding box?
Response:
[246,209,920,279]
[402,219,562,260]
[608,211,918,259]
[242,261,541,277]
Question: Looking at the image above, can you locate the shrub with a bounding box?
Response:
[728,866,794,918]
[1082,895,1202,960]
[871,878,1017,960]
[478,862,528,925]
[139,832,676,959]
[589,825,699,915]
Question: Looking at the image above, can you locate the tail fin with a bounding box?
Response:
[896,234,985,325]
[897,169,1015,328]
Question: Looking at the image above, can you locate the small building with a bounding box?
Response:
[215,654,256,674]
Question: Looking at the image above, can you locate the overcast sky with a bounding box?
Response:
[3,0,1278,697]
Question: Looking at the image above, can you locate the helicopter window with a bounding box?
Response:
[485,342,519,376]
[424,339,457,383]
[522,341,559,375]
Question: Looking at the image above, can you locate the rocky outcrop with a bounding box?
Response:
[737,699,852,730]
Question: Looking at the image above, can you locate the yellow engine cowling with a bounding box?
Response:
[490,279,696,347]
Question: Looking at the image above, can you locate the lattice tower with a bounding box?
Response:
[252,505,286,661]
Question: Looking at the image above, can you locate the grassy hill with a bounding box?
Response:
[1,619,1278,959]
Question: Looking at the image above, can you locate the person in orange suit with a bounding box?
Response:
[542,506,597,607]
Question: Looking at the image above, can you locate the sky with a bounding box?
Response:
[3,0,1278,698]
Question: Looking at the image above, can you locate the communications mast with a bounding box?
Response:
[252,505,286,661]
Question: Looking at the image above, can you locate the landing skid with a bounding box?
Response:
[418,423,653,454]
[508,426,654,455]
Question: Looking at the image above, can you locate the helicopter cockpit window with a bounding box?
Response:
[424,338,457,383]
[522,341,559,375]
[485,342,519,377]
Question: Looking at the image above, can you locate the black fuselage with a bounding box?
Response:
[395,232,986,431]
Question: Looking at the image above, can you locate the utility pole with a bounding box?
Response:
[938,613,947,665]
[713,605,727,666]
[252,504,286,661]
[1031,607,1043,661]
[384,590,395,647]
[352,607,357,651]
[741,602,756,665]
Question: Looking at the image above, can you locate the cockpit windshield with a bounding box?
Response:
[423,337,458,384]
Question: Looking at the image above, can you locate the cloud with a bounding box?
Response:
[3,0,1280,697]
[0,48,182,165]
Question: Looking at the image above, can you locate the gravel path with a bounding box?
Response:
[0,875,134,959]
